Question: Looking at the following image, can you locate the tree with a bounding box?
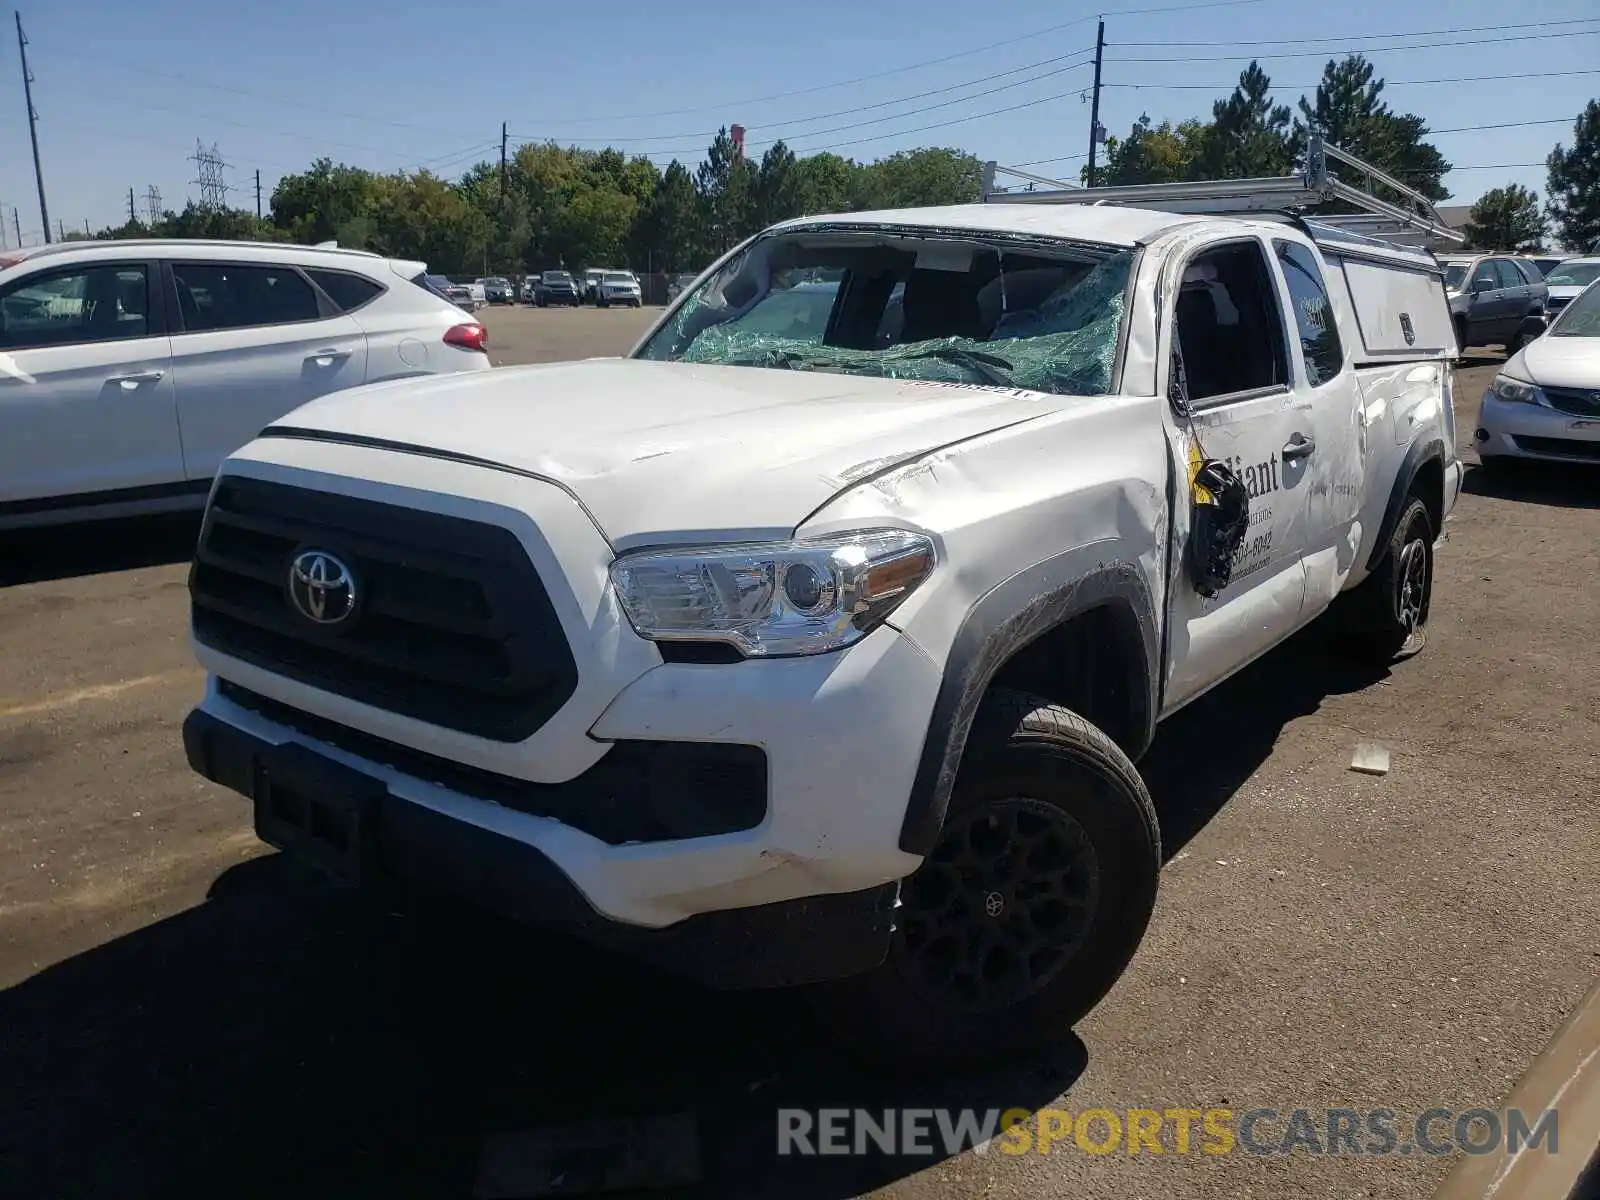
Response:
[789,152,854,215]
[754,141,799,227]
[1202,62,1293,179]
[630,160,702,273]
[1545,100,1600,252]
[1294,55,1450,201]
[1463,185,1545,251]
[1096,115,1208,185]
[855,147,981,209]
[696,127,756,254]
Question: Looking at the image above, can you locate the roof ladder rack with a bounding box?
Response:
[980,131,1464,247]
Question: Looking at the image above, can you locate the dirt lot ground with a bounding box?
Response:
[1,304,1596,1200]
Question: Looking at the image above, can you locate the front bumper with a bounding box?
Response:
[1476,390,1600,463]
[184,704,899,988]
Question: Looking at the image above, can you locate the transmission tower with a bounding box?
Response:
[190,141,230,209]
[145,185,163,224]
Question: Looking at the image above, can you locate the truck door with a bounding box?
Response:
[1268,237,1363,609]
[1160,236,1314,712]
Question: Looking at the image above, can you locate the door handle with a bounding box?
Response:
[1282,433,1316,461]
[305,348,353,367]
[108,369,165,389]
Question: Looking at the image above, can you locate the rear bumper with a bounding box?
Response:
[183,704,899,989]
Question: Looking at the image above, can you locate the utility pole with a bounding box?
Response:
[128,187,137,223]
[12,206,21,248]
[1086,18,1106,189]
[56,217,64,241]
[254,169,262,219]
[16,12,51,243]
[498,122,509,206]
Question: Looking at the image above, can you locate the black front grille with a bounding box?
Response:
[217,682,767,844]
[190,477,578,742]
[1543,386,1600,418]
[1512,435,1600,461]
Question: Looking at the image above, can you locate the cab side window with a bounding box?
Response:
[0,264,150,350]
[1273,240,1344,387]
[1172,240,1289,406]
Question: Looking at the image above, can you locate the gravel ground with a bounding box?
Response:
[0,305,1595,1199]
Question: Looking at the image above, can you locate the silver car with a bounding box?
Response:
[1540,257,1600,320]
[1474,277,1600,471]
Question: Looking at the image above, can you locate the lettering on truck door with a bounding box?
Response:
[1159,236,1313,712]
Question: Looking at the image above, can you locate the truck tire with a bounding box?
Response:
[807,689,1161,1076]
[1347,495,1434,662]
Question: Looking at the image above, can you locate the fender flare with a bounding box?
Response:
[1365,436,1445,572]
[897,550,1160,856]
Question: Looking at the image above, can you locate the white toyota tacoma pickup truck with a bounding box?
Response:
[182,201,1461,1071]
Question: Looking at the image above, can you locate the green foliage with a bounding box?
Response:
[1203,62,1294,179]
[1293,55,1450,201]
[1545,100,1600,252]
[1464,185,1546,251]
[1096,115,1208,185]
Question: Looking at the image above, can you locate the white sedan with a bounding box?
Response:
[1475,277,1600,470]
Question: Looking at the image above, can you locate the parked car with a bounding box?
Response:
[181,201,1459,1072]
[1539,256,1600,319]
[666,273,698,303]
[580,267,607,304]
[534,269,582,307]
[1475,276,1600,471]
[0,239,489,530]
[1524,254,1570,278]
[1439,253,1548,355]
[596,270,642,308]
[442,283,479,313]
[481,276,515,305]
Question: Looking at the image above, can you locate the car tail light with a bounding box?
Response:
[444,323,487,352]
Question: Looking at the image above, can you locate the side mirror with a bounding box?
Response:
[1472,278,1494,294]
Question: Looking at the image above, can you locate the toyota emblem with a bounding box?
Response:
[983,891,1006,919]
[287,549,358,626]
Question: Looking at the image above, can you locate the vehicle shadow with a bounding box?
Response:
[0,853,1084,1200]
[1140,618,1392,860]
[0,512,202,588]
[1461,458,1600,511]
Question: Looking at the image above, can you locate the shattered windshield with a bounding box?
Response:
[635,230,1133,397]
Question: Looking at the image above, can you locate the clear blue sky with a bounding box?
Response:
[4,0,1596,244]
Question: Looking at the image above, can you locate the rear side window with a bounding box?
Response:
[1492,260,1525,290]
[1510,259,1544,285]
[172,263,321,332]
[1273,240,1344,387]
[0,264,150,349]
[305,268,383,312]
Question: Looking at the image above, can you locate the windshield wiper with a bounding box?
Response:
[904,346,1016,387]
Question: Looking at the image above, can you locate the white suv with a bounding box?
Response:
[0,239,490,530]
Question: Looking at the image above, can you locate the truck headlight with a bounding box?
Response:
[1489,374,1543,405]
[610,529,936,657]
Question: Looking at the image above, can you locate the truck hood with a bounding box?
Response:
[265,358,1057,546]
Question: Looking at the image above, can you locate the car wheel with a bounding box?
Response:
[807,689,1161,1076]
[1345,495,1434,662]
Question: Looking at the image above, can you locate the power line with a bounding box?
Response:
[1431,117,1576,135]
[1103,68,1600,90]
[508,49,1095,146]
[1107,16,1600,46]
[539,0,1268,124]
[1107,28,1599,62]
